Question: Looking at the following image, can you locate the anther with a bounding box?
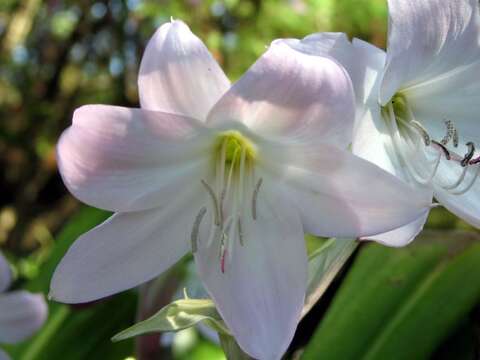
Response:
[431,140,451,160]
[219,233,227,274]
[441,120,455,146]
[251,178,263,220]
[410,120,431,146]
[201,179,221,226]
[453,128,459,147]
[238,218,244,246]
[191,207,207,253]
[461,142,475,167]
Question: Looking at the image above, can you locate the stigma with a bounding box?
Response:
[382,93,480,195]
[190,130,262,274]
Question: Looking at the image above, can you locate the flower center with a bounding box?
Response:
[382,93,480,195]
[190,130,262,274]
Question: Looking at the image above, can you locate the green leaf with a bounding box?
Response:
[302,231,480,360]
[302,237,358,318]
[112,298,230,342]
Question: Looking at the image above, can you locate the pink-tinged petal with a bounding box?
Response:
[280,33,386,130]
[58,105,213,212]
[263,143,432,238]
[139,20,230,120]
[0,252,11,293]
[0,291,47,344]
[380,0,480,104]
[361,212,429,247]
[207,41,355,148]
[194,181,307,360]
[50,189,204,303]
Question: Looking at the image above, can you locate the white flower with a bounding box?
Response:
[50,20,432,359]
[0,251,47,353]
[286,0,480,246]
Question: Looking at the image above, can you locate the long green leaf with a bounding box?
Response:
[302,231,480,359]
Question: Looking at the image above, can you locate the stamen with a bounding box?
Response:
[470,156,480,165]
[431,140,451,160]
[461,142,475,167]
[251,178,263,220]
[219,232,228,274]
[450,164,480,195]
[443,165,469,191]
[201,179,220,226]
[220,248,227,274]
[441,120,455,146]
[410,120,431,146]
[238,218,244,246]
[453,128,459,148]
[191,207,207,253]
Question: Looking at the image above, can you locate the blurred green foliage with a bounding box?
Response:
[0,0,478,359]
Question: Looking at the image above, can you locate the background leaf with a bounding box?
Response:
[302,231,480,360]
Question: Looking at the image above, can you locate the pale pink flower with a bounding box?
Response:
[0,252,47,353]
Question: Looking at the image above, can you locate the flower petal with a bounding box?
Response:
[433,163,480,228]
[0,252,11,293]
[280,33,386,130]
[352,107,405,178]
[406,59,480,146]
[138,20,230,120]
[50,188,204,303]
[0,291,47,344]
[361,212,429,247]
[380,0,480,103]
[58,105,212,212]
[0,349,10,360]
[263,143,432,238]
[207,41,355,148]
[194,181,307,360]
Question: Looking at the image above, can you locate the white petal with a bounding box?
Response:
[352,107,404,178]
[361,212,429,247]
[50,189,204,303]
[207,41,355,148]
[433,163,480,228]
[380,0,480,103]
[406,60,480,145]
[0,252,11,293]
[139,20,230,120]
[263,143,432,238]
[194,182,307,360]
[0,291,47,344]
[58,105,213,212]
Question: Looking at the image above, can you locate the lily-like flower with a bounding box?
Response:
[0,251,47,356]
[286,0,480,246]
[50,20,432,359]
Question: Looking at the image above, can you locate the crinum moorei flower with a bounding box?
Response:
[285,0,480,247]
[0,251,47,359]
[50,20,432,359]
